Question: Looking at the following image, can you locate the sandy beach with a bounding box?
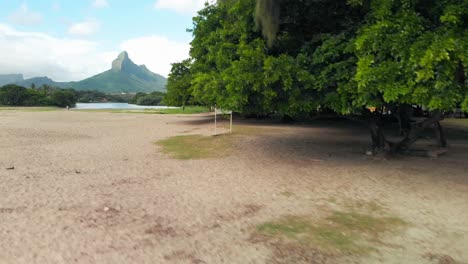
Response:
[1,110,467,264]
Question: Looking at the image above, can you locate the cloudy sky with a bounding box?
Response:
[0,0,210,81]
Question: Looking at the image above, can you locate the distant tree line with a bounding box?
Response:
[0,84,169,107]
[0,84,77,107]
[75,90,132,103]
[129,91,166,106]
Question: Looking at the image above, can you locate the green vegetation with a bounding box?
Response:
[0,84,77,107]
[163,59,196,107]
[76,106,209,115]
[156,134,236,160]
[76,90,131,103]
[257,211,406,254]
[328,211,405,234]
[129,91,165,106]
[144,106,208,114]
[0,84,172,108]
[0,106,60,112]
[156,124,287,160]
[166,0,466,153]
[71,68,166,93]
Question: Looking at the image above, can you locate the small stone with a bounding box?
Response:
[103,207,110,212]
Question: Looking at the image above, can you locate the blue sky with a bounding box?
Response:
[0,0,209,81]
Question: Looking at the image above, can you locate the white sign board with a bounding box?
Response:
[217,109,232,115]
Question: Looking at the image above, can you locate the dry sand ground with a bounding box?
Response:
[0,110,467,264]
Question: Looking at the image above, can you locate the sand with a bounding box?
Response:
[0,110,467,264]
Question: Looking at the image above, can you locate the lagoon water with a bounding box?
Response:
[75,103,176,110]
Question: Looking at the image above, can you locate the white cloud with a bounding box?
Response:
[0,24,112,81]
[120,35,190,76]
[154,0,213,15]
[92,0,109,8]
[8,3,43,26]
[0,24,190,81]
[68,19,100,37]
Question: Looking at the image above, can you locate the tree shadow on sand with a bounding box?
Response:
[235,119,468,182]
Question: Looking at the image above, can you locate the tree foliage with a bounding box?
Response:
[0,84,77,107]
[352,0,467,112]
[164,59,195,107]
[129,91,165,106]
[167,0,466,117]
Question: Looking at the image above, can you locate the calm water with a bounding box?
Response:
[75,103,177,110]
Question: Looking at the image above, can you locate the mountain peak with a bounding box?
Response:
[4,50,167,93]
[118,51,129,59]
[111,51,132,71]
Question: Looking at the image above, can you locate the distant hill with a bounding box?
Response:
[0,74,24,86]
[0,51,167,93]
[16,76,69,88]
[71,52,167,93]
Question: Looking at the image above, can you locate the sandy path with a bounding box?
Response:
[0,111,467,264]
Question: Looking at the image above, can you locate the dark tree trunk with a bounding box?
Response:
[397,105,413,137]
[389,111,444,153]
[368,111,386,153]
[434,121,447,148]
[365,107,447,156]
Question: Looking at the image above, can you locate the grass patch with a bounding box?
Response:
[256,210,406,255]
[0,106,60,112]
[153,106,209,114]
[313,225,360,252]
[327,211,406,235]
[258,217,311,238]
[76,106,209,115]
[156,134,235,160]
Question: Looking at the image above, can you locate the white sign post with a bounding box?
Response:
[230,112,233,134]
[214,107,232,135]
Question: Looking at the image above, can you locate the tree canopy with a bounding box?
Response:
[0,84,77,107]
[163,59,195,107]
[167,0,466,113]
[165,0,466,151]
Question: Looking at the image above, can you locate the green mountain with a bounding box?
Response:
[70,51,167,93]
[17,76,69,88]
[1,51,167,93]
[0,74,24,86]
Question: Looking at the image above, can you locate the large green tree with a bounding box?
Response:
[167,0,466,153]
[164,59,195,107]
[254,0,467,153]
[189,1,272,115]
[187,0,359,117]
[352,0,466,151]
